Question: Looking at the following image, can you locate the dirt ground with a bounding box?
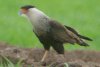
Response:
[0,42,100,67]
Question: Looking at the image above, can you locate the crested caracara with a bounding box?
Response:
[19,5,92,63]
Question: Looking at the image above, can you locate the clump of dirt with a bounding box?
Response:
[0,42,100,67]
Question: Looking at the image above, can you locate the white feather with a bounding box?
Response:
[25,8,50,36]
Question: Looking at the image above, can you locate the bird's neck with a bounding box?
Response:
[26,8,49,22]
[26,8,50,36]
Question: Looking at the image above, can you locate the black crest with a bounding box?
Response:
[21,5,35,9]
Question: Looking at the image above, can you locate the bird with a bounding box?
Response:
[19,5,92,63]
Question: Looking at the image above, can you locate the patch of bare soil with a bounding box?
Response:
[0,42,100,67]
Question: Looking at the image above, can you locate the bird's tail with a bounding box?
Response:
[64,25,92,46]
[79,41,89,46]
[77,39,89,46]
[78,35,93,41]
[64,25,93,41]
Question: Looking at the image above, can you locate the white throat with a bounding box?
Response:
[25,8,50,36]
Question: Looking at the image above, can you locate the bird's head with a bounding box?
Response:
[19,5,47,17]
[19,5,49,24]
[19,5,35,15]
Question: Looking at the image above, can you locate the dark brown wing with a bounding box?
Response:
[48,20,78,44]
[48,20,90,46]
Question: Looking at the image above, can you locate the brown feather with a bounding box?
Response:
[64,25,93,41]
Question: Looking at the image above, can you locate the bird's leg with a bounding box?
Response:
[41,50,49,62]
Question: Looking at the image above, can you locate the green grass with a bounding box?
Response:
[0,56,69,67]
[0,0,100,50]
[0,56,22,67]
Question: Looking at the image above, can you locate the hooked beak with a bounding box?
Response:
[18,10,27,17]
[18,10,23,16]
[18,9,28,17]
[18,9,27,17]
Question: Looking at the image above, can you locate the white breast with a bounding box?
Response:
[26,8,50,36]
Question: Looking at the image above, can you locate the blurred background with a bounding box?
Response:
[0,0,99,50]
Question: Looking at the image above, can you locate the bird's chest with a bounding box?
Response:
[27,13,50,36]
[32,18,50,36]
